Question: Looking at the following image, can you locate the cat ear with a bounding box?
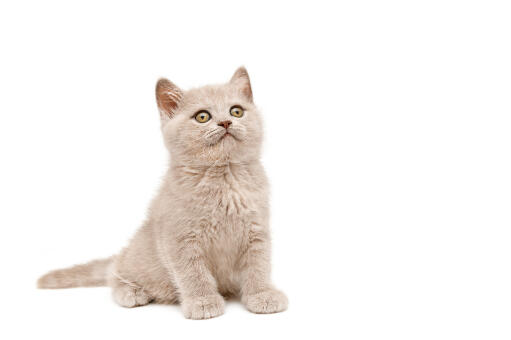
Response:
[230,66,253,102]
[156,78,183,120]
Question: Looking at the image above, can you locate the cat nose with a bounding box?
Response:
[218,120,232,129]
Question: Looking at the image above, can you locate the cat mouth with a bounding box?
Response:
[220,131,240,142]
[207,130,240,146]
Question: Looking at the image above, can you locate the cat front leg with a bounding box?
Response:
[167,235,225,320]
[240,225,288,314]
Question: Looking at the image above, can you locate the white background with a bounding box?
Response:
[1,1,510,339]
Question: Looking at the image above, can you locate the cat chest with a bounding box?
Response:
[192,183,260,246]
[206,187,258,231]
[201,191,255,285]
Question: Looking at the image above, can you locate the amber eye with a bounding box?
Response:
[195,111,211,123]
[230,106,244,118]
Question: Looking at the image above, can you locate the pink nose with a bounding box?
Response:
[218,120,232,129]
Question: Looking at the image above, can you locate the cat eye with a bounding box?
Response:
[194,111,211,123]
[230,106,244,118]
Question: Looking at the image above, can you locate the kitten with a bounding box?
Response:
[38,67,288,319]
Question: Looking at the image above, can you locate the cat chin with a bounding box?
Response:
[171,140,250,165]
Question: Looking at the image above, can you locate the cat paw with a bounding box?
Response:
[112,284,151,308]
[181,294,225,320]
[243,289,288,314]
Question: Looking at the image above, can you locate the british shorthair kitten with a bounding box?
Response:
[38,67,288,319]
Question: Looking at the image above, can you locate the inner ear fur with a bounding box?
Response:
[156,78,183,118]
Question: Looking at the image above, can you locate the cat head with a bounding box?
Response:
[156,67,263,165]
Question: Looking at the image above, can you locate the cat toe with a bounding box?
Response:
[112,284,151,308]
[243,289,288,314]
[181,294,225,320]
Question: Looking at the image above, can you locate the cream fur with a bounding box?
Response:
[38,67,288,319]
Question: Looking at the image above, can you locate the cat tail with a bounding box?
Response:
[37,256,115,289]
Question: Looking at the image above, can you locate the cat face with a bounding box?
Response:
[156,67,263,165]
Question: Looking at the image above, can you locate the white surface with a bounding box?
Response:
[1,1,510,339]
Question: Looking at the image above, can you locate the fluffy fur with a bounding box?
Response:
[38,67,288,319]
